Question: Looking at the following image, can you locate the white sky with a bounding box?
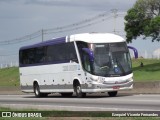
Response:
[0,0,160,65]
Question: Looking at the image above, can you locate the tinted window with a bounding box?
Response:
[19,48,35,65]
[35,47,46,63]
[46,42,77,63]
[19,42,77,66]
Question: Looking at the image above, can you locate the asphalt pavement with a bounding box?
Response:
[0,94,160,111]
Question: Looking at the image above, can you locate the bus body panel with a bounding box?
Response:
[20,63,83,93]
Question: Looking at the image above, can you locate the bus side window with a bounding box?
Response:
[35,47,46,63]
[67,43,78,63]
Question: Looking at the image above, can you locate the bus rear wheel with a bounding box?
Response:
[34,83,48,97]
[108,91,117,97]
[75,83,86,98]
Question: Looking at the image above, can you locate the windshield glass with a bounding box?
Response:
[76,41,132,77]
[92,42,132,77]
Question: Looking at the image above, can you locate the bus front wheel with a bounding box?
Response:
[75,83,86,98]
[108,91,117,97]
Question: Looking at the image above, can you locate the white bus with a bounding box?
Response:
[19,33,133,98]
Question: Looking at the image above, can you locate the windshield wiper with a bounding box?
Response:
[100,65,109,69]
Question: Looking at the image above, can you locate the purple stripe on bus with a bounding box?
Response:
[20,37,66,50]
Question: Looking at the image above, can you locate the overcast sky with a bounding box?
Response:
[0,0,160,65]
[0,0,135,40]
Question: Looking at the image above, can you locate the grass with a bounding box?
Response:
[132,59,160,82]
[0,67,19,86]
[0,59,160,86]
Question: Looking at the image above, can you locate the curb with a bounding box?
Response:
[132,81,160,94]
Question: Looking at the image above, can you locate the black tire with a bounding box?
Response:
[34,83,48,98]
[108,91,117,97]
[75,83,86,98]
[61,93,73,97]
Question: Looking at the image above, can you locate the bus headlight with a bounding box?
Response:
[90,76,104,83]
[90,76,99,82]
[97,77,101,83]
[128,77,133,81]
[126,77,133,83]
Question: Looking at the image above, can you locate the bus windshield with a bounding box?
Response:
[81,42,132,77]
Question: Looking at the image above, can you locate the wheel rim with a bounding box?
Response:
[76,86,81,94]
[35,88,38,95]
[35,86,39,96]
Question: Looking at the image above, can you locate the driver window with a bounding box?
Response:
[82,52,91,72]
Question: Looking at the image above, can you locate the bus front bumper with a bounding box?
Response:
[82,80,133,93]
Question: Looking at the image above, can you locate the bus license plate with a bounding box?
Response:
[113,86,120,89]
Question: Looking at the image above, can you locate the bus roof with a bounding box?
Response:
[69,33,125,43]
[20,33,125,50]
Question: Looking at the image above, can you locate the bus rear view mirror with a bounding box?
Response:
[127,46,138,59]
[82,48,94,62]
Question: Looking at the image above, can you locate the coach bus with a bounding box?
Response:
[19,33,133,98]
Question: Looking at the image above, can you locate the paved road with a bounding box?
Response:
[0,94,160,111]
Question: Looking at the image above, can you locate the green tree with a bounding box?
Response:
[125,0,160,43]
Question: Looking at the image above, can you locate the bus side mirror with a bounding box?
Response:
[128,46,138,59]
[82,48,94,62]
